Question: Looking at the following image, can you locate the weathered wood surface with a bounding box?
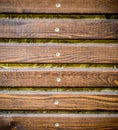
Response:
[0,114,118,130]
[0,92,117,110]
[0,1,118,130]
[0,68,118,87]
[0,0,118,14]
[0,43,118,63]
[0,19,118,39]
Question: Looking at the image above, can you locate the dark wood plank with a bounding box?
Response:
[0,19,118,39]
[0,114,118,130]
[0,43,118,63]
[0,68,118,87]
[0,91,118,110]
[0,0,118,13]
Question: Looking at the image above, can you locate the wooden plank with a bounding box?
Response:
[0,114,118,130]
[0,0,118,14]
[0,91,117,110]
[0,19,118,39]
[0,43,118,63]
[0,68,118,87]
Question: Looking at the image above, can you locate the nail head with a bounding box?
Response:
[56,78,61,82]
[54,100,59,105]
[55,27,60,32]
[56,3,61,8]
[56,52,60,57]
[55,123,60,127]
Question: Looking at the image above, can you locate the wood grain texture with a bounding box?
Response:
[0,114,118,130]
[0,19,118,39]
[0,68,118,87]
[0,43,118,63]
[0,0,118,13]
[0,91,118,110]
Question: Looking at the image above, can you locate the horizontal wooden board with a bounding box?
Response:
[0,68,118,87]
[0,19,118,39]
[0,114,118,130]
[0,43,118,63]
[0,92,118,110]
[0,0,118,14]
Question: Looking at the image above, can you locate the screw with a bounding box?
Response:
[56,3,61,8]
[55,123,60,127]
[54,100,59,105]
[55,27,60,32]
[56,52,60,57]
[56,78,61,82]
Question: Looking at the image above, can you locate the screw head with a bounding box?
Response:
[56,52,60,57]
[55,123,60,127]
[54,100,59,105]
[55,27,60,32]
[56,78,61,82]
[56,3,61,8]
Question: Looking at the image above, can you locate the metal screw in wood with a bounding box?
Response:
[56,78,61,82]
[55,123,60,127]
[55,27,60,32]
[54,100,59,105]
[56,3,61,8]
[56,52,61,57]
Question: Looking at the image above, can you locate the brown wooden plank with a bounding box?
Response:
[0,91,117,110]
[0,19,118,39]
[0,0,118,14]
[0,114,118,130]
[0,43,118,63]
[0,68,118,87]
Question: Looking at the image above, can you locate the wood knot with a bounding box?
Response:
[10,121,17,130]
[114,80,118,86]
